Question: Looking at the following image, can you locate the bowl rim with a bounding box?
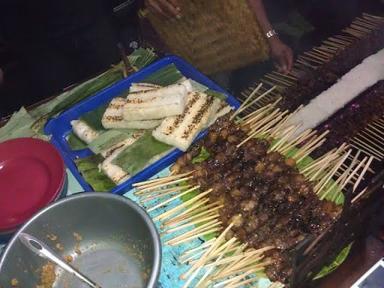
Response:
[0,192,162,288]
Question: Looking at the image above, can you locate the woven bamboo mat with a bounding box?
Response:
[146,0,270,75]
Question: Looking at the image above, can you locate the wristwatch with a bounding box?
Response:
[265,29,278,39]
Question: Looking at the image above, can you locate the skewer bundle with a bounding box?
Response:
[239,13,384,114]
[350,116,384,165]
[132,89,373,287]
[312,80,384,160]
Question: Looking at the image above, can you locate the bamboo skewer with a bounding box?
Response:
[323,40,346,49]
[366,125,384,139]
[268,282,285,288]
[322,153,361,199]
[163,200,219,226]
[329,37,350,45]
[147,185,200,212]
[296,139,327,164]
[237,86,278,116]
[140,184,190,200]
[241,105,275,126]
[355,133,384,153]
[351,138,384,158]
[355,19,377,29]
[136,176,194,194]
[213,265,259,283]
[350,24,372,33]
[254,112,290,136]
[312,47,334,57]
[227,274,263,288]
[315,150,351,195]
[246,108,281,133]
[231,83,263,120]
[154,189,212,221]
[203,251,263,269]
[299,55,325,65]
[344,28,365,38]
[163,214,220,235]
[194,238,239,288]
[301,144,346,174]
[345,154,375,175]
[181,224,234,282]
[339,157,368,193]
[165,205,223,228]
[133,171,193,188]
[190,238,240,265]
[271,71,298,81]
[292,130,329,160]
[214,269,255,287]
[296,59,318,69]
[264,74,294,86]
[353,156,374,191]
[350,143,381,160]
[279,130,313,155]
[179,239,216,263]
[237,110,282,148]
[304,51,330,62]
[208,245,273,278]
[237,103,272,123]
[362,127,384,141]
[351,187,369,204]
[213,243,249,272]
[269,126,299,152]
[166,222,222,246]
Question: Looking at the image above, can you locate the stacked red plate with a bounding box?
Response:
[0,138,66,242]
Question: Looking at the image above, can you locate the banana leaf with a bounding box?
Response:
[314,244,352,280]
[67,133,88,150]
[112,132,172,175]
[129,48,157,70]
[88,129,141,155]
[0,107,37,142]
[75,155,115,191]
[206,89,228,100]
[32,69,124,133]
[79,103,109,132]
[192,147,211,164]
[32,48,158,132]
[143,64,184,86]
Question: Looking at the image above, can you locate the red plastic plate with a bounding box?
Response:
[0,138,65,231]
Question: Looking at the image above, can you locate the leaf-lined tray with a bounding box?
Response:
[44,56,241,195]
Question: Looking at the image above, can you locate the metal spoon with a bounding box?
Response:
[18,232,101,288]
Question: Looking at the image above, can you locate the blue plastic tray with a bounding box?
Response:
[45,55,241,194]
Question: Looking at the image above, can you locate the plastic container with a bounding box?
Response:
[45,55,240,194]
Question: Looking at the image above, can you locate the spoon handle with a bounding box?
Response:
[19,233,100,288]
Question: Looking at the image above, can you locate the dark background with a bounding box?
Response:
[0,0,383,117]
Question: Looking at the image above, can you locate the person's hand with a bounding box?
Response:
[268,37,294,74]
[145,0,181,18]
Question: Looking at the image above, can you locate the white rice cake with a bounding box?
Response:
[102,97,162,129]
[70,120,100,144]
[123,80,193,121]
[152,91,217,151]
